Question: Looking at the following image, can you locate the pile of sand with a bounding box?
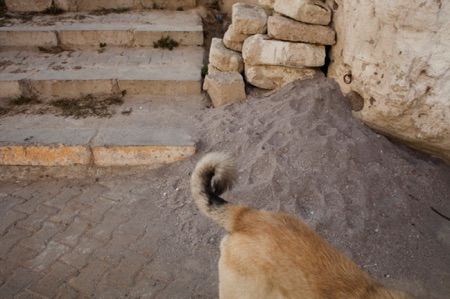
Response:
[153,77,450,298]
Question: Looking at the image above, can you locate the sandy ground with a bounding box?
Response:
[1,78,450,298]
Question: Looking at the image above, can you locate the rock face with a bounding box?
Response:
[327,0,450,163]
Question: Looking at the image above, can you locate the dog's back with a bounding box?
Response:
[190,152,413,299]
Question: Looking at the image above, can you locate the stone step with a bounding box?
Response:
[0,95,205,167]
[0,11,203,48]
[5,0,197,13]
[0,46,204,98]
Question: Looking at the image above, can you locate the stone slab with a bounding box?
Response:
[209,38,244,73]
[76,0,134,11]
[0,11,203,48]
[268,14,336,45]
[232,3,268,35]
[274,0,332,25]
[245,64,323,89]
[0,47,204,98]
[242,34,325,68]
[0,128,94,166]
[5,0,52,12]
[203,72,246,107]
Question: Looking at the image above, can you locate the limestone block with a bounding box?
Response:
[327,0,450,163]
[232,3,268,34]
[203,72,246,107]
[223,24,252,52]
[274,0,331,25]
[54,0,77,11]
[209,38,244,73]
[5,0,52,12]
[76,0,134,11]
[0,31,58,48]
[259,0,275,9]
[207,63,221,75]
[140,0,197,10]
[268,14,336,45]
[245,65,323,89]
[222,0,259,14]
[0,81,21,99]
[242,34,325,68]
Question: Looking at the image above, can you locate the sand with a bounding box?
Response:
[161,77,450,298]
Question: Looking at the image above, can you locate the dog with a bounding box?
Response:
[190,152,413,299]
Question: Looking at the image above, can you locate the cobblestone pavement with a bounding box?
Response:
[0,169,221,298]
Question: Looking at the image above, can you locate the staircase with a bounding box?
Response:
[0,1,206,167]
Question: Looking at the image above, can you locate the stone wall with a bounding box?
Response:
[327,0,450,163]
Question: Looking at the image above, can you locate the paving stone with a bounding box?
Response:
[53,283,79,299]
[72,184,109,204]
[20,221,63,251]
[15,205,59,232]
[0,195,26,217]
[68,257,110,294]
[268,14,336,45]
[14,289,48,299]
[43,186,83,210]
[48,201,89,227]
[242,34,326,68]
[28,262,78,298]
[0,227,32,258]
[94,230,139,264]
[0,245,38,281]
[0,209,28,236]
[0,267,44,298]
[274,0,332,25]
[104,250,148,289]
[52,217,91,247]
[24,241,70,273]
[60,237,104,269]
[78,197,116,223]
[85,205,133,242]
[232,3,268,35]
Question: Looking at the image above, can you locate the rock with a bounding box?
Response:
[5,0,52,12]
[223,24,252,52]
[245,65,323,89]
[76,0,133,11]
[242,34,325,68]
[268,14,336,45]
[203,72,246,107]
[54,0,77,11]
[258,0,275,9]
[207,63,221,75]
[327,0,450,164]
[222,0,259,14]
[140,0,197,10]
[209,38,244,73]
[274,0,332,25]
[232,3,268,35]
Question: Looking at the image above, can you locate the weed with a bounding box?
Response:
[90,8,130,15]
[121,89,127,97]
[99,42,107,48]
[153,36,179,50]
[43,1,64,15]
[176,6,184,11]
[201,65,208,77]
[152,3,163,10]
[210,0,222,10]
[0,0,6,17]
[37,45,67,54]
[49,94,124,118]
[9,96,42,106]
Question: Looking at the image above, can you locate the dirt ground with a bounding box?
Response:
[2,78,449,298]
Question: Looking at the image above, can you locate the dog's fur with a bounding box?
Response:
[190,152,413,299]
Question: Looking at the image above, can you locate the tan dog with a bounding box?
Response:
[191,152,413,299]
